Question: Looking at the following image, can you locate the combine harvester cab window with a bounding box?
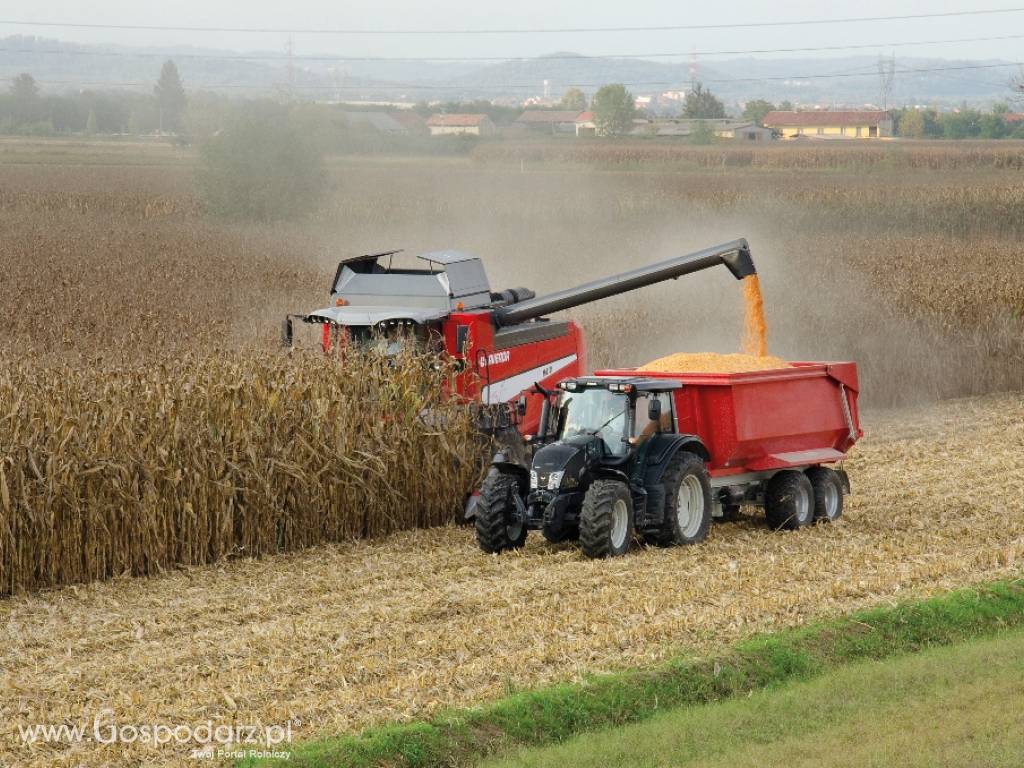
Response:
[346,323,441,356]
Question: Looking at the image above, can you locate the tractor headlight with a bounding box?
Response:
[530,470,539,489]
[547,470,565,490]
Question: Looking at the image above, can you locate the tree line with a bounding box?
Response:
[1,61,187,136]
[5,65,1023,143]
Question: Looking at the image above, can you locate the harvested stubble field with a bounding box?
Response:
[1,140,1023,764]
[3,392,1022,768]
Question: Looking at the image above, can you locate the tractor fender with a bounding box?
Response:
[643,434,709,486]
[489,453,531,484]
[591,466,631,484]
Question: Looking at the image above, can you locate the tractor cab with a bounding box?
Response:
[477,376,712,557]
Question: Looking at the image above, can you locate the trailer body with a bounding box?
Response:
[596,361,862,478]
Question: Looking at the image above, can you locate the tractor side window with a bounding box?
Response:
[634,393,674,441]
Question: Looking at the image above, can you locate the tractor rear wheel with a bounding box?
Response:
[765,470,815,530]
[644,451,712,547]
[475,471,527,553]
[580,480,634,558]
[806,467,844,522]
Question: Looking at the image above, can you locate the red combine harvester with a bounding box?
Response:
[283,239,757,449]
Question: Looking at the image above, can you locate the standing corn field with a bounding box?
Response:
[0,351,481,595]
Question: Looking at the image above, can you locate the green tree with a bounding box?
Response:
[591,84,636,137]
[779,100,794,111]
[10,73,39,125]
[560,88,587,111]
[993,101,1010,115]
[684,83,725,119]
[919,109,943,138]
[688,120,715,145]
[85,108,97,135]
[979,112,1007,139]
[154,60,186,133]
[942,109,982,139]
[742,99,775,125]
[196,105,326,221]
[898,109,925,139]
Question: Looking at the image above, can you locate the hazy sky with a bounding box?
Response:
[2,1,1023,62]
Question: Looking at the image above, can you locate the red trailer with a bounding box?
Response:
[475,360,862,558]
[601,361,861,474]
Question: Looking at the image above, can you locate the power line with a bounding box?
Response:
[1,7,1024,35]
[3,33,1024,64]
[13,60,1023,92]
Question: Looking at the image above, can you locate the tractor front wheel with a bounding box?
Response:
[580,480,634,558]
[475,471,527,553]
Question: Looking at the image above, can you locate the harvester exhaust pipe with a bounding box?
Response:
[493,239,756,327]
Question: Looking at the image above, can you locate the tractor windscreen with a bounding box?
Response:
[558,388,630,456]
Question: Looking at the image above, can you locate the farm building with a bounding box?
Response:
[575,111,596,136]
[337,111,410,135]
[426,114,496,137]
[515,110,583,134]
[764,110,893,139]
[650,119,774,141]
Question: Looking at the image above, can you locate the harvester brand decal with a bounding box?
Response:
[482,354,578,403]
[486,350,511,366]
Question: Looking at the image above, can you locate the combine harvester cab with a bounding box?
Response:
[475,361,862,558]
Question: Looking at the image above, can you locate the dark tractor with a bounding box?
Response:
[474,377,712,558]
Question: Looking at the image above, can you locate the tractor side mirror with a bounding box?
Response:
[516,395,528,416]
[647,397,662,423]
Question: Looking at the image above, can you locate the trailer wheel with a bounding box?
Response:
[765,471,815,531]
[645,451,712,546]
[475,471,527,553]
[580,480,634,558]
[806,467,844,522]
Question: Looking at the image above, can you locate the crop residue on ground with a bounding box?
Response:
[2,393,1022,768]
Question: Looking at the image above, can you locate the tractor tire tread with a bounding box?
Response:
[644,451,712,547]
[579,480,632,558]
[475,472,526,553]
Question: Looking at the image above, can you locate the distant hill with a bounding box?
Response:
[0,36,1014,106]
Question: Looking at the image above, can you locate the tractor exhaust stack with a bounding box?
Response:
[493,239,755,327]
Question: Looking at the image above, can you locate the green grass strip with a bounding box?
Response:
[245,579,1024,768]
